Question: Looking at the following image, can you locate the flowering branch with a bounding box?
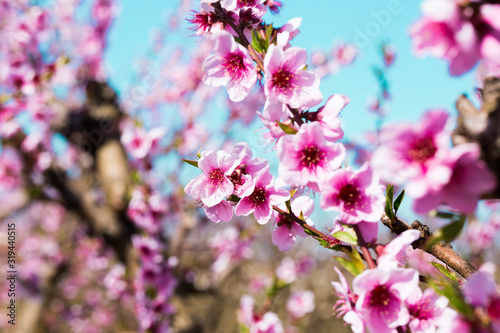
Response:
[272,205,329,240]
[211,2,265,73]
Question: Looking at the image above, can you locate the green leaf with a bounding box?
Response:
[334,249,364,276]
[425,214,466,250]
[266,24,274,40]
[386,184,394,203]
[303,228,314,236]
[385,184,395,222]
[430,262,460,282]
[332,231,358,245]
[181,159,198,168]
[289,188,298,198]
[285,199,292,214]
[393,190,405,215]
[441,214,466,243]
[277,121,298,134]
[428,280,474,318]
[434,210,457,220]
[227,195,241,203]
[385,197,393,223]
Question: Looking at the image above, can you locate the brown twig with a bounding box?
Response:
[272,205,329,239]
[381,213,477,279]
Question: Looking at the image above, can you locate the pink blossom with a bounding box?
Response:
[227,142,269,197]
[331,267,365,333]
[276,257,314,284]
[185,150,239,207]
[436,308,472,333]
[286,290,315,318]
[413,143,496,214]
[276,17,302,49]
[371,109,451,198]
[264,44,322,109]
[462,263,497,307]
[332,43,357,66]
[0,147,23,190]
[103,264,127,299]
[203,31,257,102]
[277,122,345,191]
[235,166,290,224]
[127,188,166,233]
[131,235,164,264]
[320,164,385,224]
[465,216,500,253]
[353,267,419,333]
[406,288,449,333]
[228,90,264,125]
[121,126,166,159]
[208,226,253,273]
[204,200,234,223]
[377,230,421,270]
[383,44,396,67]
[272,196,315,251]
[317,94,348,142]
[238,294,284,333]
[410,0,479,76]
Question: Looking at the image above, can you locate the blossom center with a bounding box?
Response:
[272,68,295,95]
[238,0,258,6]
[300,145,325,169]
[368,285,398,310]
[229,164,247,188]
[209,168,225,186]
[222,54,246,81]
[407,136,437,164]
[249,186,268,207]
[337,183,361,209]
[408,297,435,321]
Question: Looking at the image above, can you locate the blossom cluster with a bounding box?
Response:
[411,0,500,77]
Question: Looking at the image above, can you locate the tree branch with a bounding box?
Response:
[381,214,477,279]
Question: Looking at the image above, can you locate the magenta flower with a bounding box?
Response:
[320,164,385,224]
[203,30,257,102]
[410,0,479,76]
[235,166,290,224]
[317,94,348,142]
[462,263,497,307]
[264,44,322,109]
[227,142,269,197]
[286,290,315,318]
[272,196,315,251]
[406,288,449,332]
[353,267,419,333]
[184,150,239,207]
[331,267,365,333]
[371,109,451,199]
[377,230,421,270]
[277,122,345,191]
[204,200,234,223]
[413,143,497,214]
